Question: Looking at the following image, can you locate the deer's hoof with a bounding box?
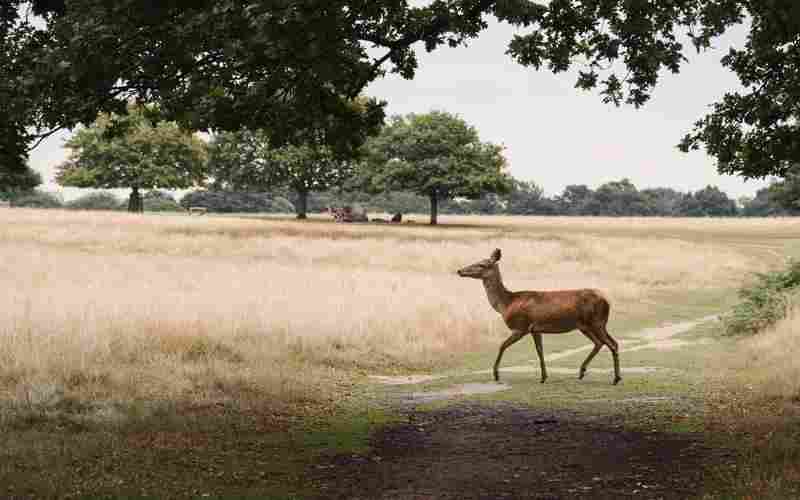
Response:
[613,376,622,385]
[540,378,547,384]
[493,371,500,382]
[579,370,586,380]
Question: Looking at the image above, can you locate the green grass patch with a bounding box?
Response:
[298,405,400,458]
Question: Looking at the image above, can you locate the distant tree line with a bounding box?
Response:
[7,172,800,218]
[4,100,800,219]
[260,176,795,218]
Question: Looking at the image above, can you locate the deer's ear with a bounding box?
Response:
[490,248,501,262]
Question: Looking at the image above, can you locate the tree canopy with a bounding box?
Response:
[360,111,512,224]
[583,179,653,216]
[766,165,800,214]
[206,129,356,218]
[55,107,207,211]
[502,179,558,215]
[4,1,800,182]
[678,185,738,217]
[0,163,41,199]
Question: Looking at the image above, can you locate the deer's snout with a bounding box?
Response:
[456,269,466,277]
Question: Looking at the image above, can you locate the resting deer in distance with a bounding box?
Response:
[457,249,621,385]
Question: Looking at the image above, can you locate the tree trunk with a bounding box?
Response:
[128,187,143,213]
[429,192,439,225]
[296,190,308,219]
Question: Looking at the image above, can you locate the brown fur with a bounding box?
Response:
[457,249,621,385]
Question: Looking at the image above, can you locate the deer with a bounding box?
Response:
[457,249,621,385]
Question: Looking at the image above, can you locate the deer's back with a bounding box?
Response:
[503,288,609,333]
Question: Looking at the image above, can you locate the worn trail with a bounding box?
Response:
[314,316,727,499]
[311,402,730,500]
[369,315,718,394]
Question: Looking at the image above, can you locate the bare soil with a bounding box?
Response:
[310,401,735,500]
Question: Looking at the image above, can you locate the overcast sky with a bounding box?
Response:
[30,15,769,199]
[365,17,769,198]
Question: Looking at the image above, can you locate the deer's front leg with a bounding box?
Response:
[532,332,547,383]
[493,330,526,382]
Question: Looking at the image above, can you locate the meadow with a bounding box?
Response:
[0,209,778,417]
[1,209,799,498]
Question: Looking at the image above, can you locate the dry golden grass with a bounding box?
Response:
[719,304,800,401]
[0,208,769,419]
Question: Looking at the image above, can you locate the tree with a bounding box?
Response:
[55,107,207,212]
[504,179,557,215]
[269,144,356,219]
[360,111,512,225]
[584,179,652,216]
[1,3,43,179]
[0,164,42,200]
[739,188,791,217]
[557,185,594,215]
[641,187,684,217]
[205,131,264,192]
[10,1,800,181]
[767,165,800,214]
[4,0,406,160]
[206,130,355,219]
[679,185,738,217]
[678,3,800,179]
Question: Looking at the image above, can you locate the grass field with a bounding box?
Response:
[0,210,772,414]
[1,209,799,498]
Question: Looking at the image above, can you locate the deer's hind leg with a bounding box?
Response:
[577,327,604,380]
[600,325,622,385]
[589,322,621,385]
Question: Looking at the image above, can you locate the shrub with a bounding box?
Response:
[144,197,183,212]
[722,259,800,336]
[12,191,63,209]
[180,191,291,213]
[67,192,122,210]
[143,191,183,212]
[270,196,295,213]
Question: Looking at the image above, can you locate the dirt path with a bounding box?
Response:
[314,316,732,500]
[311,402,731,500]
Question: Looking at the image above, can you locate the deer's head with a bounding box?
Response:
[457,248,502,280]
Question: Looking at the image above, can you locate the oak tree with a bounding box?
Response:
[360,111,512,225]
[206,130,354,219]
[55,107,207,212]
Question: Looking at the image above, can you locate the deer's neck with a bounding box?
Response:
[482,271,512,315]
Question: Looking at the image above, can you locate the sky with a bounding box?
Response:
[29,14,770,200]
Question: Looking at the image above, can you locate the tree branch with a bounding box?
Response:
[349,0,497,98]
[26,125,65,152]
